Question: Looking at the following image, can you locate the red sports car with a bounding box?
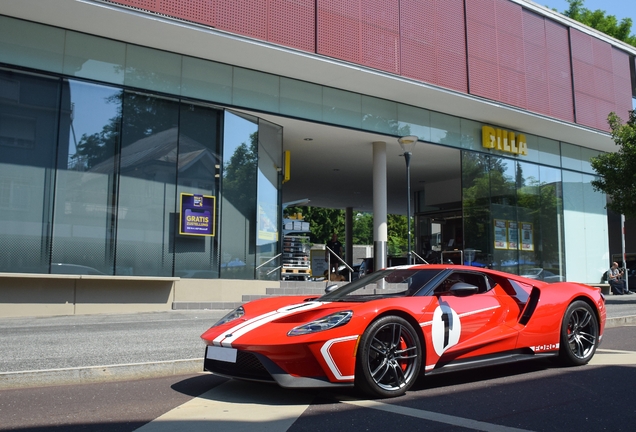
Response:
[201,264,606,398]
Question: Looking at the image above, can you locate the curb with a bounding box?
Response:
[0,358,203,390]
[605,315,636,329]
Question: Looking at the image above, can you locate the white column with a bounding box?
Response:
[373,141,388,271]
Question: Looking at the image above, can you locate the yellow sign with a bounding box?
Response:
[482,126,528,156]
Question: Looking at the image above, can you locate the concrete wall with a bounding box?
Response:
[0,274,280,318]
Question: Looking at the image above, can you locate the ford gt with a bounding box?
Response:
[201,264,605,398]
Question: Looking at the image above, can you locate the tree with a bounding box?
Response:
[591,111,636,219]
[561,0,636,46]
[284,206,344,244]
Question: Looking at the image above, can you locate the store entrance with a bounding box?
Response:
[411,146,464,265]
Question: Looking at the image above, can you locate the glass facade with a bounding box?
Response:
[0,68,281,279]
[462,152,566,280]
[0,15,611,283]
[461,152,566,279]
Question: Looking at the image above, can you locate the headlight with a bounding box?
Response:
[288,311,353,336]
[213,306,245,327]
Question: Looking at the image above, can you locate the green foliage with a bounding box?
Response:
[387,214,409,256]
[591,111,636,219]
[284,206,344,244]
[562,0,636,46]
[283,207,409,252]
[353,212,374,245]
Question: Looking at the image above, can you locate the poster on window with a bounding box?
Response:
[494,219,508,249]
[521,222,534,251]
[508,221,519,250]
[179,193,215,236]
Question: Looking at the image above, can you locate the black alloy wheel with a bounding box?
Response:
[559,300,599,366]
[355,315,422,398]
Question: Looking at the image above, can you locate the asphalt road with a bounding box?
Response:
[0,310,226,373]
[1,325,635,432]
[1,294,634,389]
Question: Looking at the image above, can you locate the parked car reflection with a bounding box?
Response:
[50,263,105,275]
[521,268,564,283]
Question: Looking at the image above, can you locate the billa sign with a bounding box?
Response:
[179,193,215,236]
[482,126,528,156]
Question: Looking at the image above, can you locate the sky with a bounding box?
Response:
[542,0,636,26]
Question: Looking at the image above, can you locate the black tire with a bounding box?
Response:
[558,300,599,366]
[355,315,422,398]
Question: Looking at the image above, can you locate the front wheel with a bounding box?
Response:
[558,300,599,366]
[355,316,422,398]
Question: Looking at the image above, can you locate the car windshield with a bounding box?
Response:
[318,268,444,302]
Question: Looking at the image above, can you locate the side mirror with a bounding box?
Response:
[325,284,339,293]
[450,282,479,297]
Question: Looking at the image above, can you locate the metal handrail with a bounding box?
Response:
[410,251,429,264]
[266,265,282,276]
[256,253,282,270]
[325,246,354,282]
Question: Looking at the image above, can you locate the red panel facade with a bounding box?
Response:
[466,0,499,101]
[400,0,467,92]
[215,0,268,40]
[545,19,574,122]
[361,0,400,73]
[268,0,315,52]
[523,11,550,115]
[612,48,633,123]
[317,0,400,74]
[317,0,362,65]
[570,28,631,131]
[466,0,529,108]
[522,10,574,122]
[435,1,468,92]
[158,0,216,27]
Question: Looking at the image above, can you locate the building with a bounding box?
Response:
[1,0,634,317]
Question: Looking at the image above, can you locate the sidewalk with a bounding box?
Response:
[1,295,635,390]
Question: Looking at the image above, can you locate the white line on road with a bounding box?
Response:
[342,399,534,432]
[589,348,636,365]
[133,380,311,432]
[133,349,636,432]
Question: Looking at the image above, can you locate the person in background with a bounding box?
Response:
[325,233,343,276]
[608,261,632,295]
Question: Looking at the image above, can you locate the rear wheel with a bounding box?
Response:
[558,300,599,366]
[355,316,421,398]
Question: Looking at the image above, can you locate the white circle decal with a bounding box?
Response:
[431,304,461,356]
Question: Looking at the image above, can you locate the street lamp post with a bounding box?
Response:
[398,136,418,265]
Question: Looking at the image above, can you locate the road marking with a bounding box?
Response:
[133,379,311,432]
[589,348,636,365]
[134,348,636,432]
[342,399,533,432]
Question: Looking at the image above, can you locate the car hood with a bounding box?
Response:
[200,295,353,343]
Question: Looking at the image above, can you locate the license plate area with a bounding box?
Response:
[206,346,237,363]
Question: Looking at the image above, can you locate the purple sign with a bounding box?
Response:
[180,193,215,236]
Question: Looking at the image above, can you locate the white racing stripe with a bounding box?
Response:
[213,301,327,347]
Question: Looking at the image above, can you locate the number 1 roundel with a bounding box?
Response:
[431,304,461,356]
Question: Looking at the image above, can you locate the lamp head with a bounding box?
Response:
[398,135,418,153]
